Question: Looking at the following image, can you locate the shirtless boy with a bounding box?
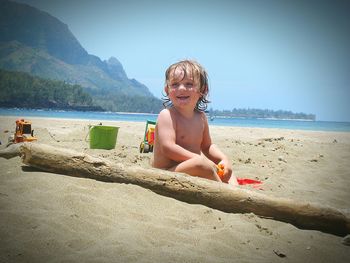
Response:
[152,59,237,185]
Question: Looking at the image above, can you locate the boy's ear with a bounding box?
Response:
[202,85,208,95]
[164,85,169,95]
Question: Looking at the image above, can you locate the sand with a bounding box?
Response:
[0,116,349,262]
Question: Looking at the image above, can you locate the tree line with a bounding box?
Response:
[208,108,316,120]
[87,88,163,113]
[0,69,99,110]
[0,69,164,113]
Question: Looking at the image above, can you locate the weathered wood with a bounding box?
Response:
[0,143,22,159]
[18,142,350,236]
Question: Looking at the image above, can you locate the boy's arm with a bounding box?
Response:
[201,114,233,181]
[200,114,226,162]
[203,143,234,183]
[156,109,199,162]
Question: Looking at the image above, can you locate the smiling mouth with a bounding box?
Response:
[177,96,190,100]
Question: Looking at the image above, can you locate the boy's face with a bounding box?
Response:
[165,68,202,111]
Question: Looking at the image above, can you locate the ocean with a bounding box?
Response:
[1,108,349,132]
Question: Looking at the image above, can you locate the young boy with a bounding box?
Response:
[152,59,237,185]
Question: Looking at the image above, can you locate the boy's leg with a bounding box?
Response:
[169,156,221,182]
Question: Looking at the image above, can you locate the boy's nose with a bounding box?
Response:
[178,84,186,90]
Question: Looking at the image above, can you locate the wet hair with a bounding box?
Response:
[162,59,210,111]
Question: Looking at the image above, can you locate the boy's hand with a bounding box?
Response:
[216,160,232,183]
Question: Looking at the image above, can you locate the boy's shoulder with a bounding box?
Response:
[158,108,207,122]
[159,108,171,116]
[157,108,172,122]
[194,109,208,120]
[160,108,207,116]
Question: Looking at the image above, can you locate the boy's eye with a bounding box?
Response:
[184,82,193,88]
[168,81,194,89]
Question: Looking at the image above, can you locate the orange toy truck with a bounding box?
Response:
[12,119,37,144]
[139,120,156,153]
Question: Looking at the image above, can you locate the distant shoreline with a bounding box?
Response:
[1,108,349,132]
[1,107,316,121]
[210,115,315,122]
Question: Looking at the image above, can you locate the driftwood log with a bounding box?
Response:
[1,142,349,236]
[0,143,22,159]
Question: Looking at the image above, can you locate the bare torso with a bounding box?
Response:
[152,108,206,169]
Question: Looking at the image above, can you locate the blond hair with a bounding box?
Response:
[163,60,210,111]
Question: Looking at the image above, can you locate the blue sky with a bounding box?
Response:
[15,0,350,121]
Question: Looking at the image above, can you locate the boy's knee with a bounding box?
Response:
[192,156,213,171]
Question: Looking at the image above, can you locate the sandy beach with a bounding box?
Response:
[0,116,349,262]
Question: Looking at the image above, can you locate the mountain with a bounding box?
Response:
[0,0,89,65]
[0,0,162,112]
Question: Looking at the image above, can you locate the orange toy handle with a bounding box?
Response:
[216,163,225,179]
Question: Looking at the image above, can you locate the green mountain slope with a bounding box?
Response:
[0,0,162,112]
[0,0,89,65]
[0,69,102,110]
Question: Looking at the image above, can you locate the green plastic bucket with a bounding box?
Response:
[89,125,119,150]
